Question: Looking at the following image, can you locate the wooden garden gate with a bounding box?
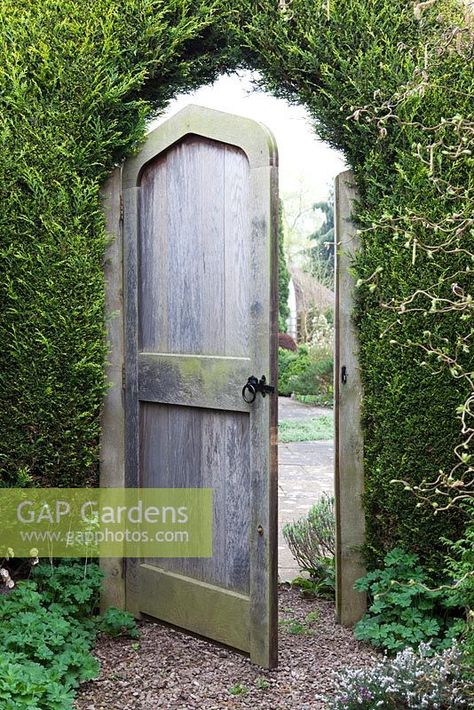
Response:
[103,105,279,668]
[100,106,367,671]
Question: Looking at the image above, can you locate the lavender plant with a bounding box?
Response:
[328,642,470,709]
[283,494,336,598]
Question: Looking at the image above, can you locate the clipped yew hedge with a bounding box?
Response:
[0,0,232,487]
[235,0,472,567]
[1,0,471,571]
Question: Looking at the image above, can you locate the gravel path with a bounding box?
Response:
[76,587,377,710]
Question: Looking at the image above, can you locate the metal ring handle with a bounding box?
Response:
[242,383,257,404]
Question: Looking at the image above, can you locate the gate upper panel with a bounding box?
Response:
[138,135,251,359]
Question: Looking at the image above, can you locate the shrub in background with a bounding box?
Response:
[278,332,297,352]
[278,199,291,331]
[288,349,333,402]
[291,321,333,401]
[283,494,335,598]
[278,345,311,397]
[278,345,333,405]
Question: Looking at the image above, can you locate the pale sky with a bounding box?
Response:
[148,70,347,203]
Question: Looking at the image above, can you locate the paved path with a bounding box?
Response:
[278,395,332,421]
[278,398,334,581]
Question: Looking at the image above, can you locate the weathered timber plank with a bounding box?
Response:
[122,104,278,190]
[224,144,251,358]
[123,186,141,617]
[118,105,279,667]
[140,402,250,593]
[248,165,279,669]
[100,167,126,611]
[138,352,251,413]
[139,153,169,352]
[139,565,250,652]
[334,170,367,626]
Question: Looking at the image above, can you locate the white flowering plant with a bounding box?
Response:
[327,642,471,709]
[0,547,39,592]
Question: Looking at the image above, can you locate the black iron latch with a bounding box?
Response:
[242,375,275,404]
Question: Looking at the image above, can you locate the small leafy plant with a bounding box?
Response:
[0,559,142,708]
[255,676,270,690]
[0,560,103,709]
[229,683,248,696]
[279,609,320,635]
[354,548,462,653]
[100,607,139,638]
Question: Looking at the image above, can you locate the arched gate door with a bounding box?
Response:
[121,105,278,668]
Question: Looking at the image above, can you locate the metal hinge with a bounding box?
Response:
[119,194,124,223]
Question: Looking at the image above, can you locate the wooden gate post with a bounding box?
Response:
[334,170,367,626]
[100,166,126,611]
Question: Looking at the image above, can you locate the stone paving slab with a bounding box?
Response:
[279,395,332,420]
[277,399,334,582]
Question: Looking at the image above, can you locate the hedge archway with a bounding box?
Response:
[0,0,472,572]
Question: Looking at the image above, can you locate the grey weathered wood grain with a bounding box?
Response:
[100,167,126,611]
[122,106,278,667]
[140,402,250,593]
[138,353,251,412]
[122,104,277,190]
[139,154,168,351]
[167,139,203,354]
[334,170,367,626]
[139,565,250,652]
[248,165,279,669]
[225,413,251,593]
[123,186,141,617]
[224,145,251,358]
[199,139,226,354]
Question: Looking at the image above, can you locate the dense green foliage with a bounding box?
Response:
[0,561,103,708]
[1,0,472,571]
[235,0,472,567]
[0,560,139,708]
[278,346,311,396]
[354,548,463,653]
[0,0,232,487]
[278,338,333,403]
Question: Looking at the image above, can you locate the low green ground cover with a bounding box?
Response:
[0,560,137,709]
[279,416,333,443]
